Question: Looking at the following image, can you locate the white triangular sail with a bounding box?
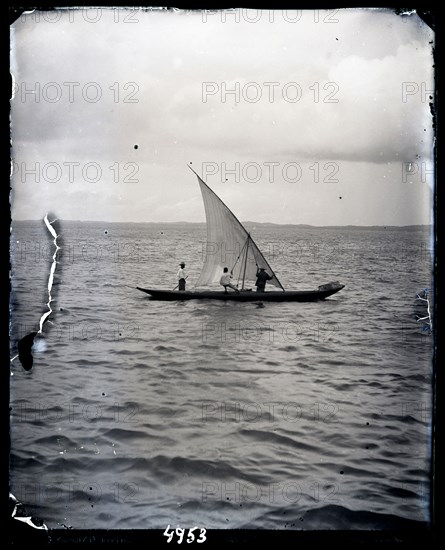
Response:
[190,168,285,291]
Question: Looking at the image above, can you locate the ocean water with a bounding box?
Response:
[9,221,433,530]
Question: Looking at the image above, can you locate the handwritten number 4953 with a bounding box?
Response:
[163,526,206,544]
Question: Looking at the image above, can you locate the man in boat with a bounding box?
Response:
[255,266,272,292]
[220,267,240,294]
[177,262,186,291]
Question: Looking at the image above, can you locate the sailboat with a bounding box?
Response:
[137,166,344,302]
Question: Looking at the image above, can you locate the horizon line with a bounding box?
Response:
[11,219,433,228]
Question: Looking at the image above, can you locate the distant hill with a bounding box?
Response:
[11,219,432,230]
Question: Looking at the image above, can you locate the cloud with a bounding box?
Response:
[10,9,434,224]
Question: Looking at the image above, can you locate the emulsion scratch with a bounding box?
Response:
[12,214,60,370]
[9,493,48,532]
[416,288,432,332]
[38,214,60,333]
[400,9,416,16]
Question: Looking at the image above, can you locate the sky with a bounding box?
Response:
[10,8,434,225]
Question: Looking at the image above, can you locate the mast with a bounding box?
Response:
[241,234,250,290]
[230,235,248,274]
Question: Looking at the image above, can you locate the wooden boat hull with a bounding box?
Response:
[136,282,345,302]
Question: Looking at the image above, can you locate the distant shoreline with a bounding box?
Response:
[11,220,432,230]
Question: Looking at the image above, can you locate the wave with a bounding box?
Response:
[248,503,429,530]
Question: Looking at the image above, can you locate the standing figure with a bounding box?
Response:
[255,266,272,292]
[177,262,186,291]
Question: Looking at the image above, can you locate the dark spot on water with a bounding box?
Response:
[339,196,342,199]
[226,518,229,521]
[340,470,344,475]
[102,393,106,396]
[119,333,122,336]
[239,504,242,507]
[336,37,338,40]
[366,446,369,449]
[104,230,108,235]
[189,161,192,164]
[17,331,38,371]
[226,497,229,500]
[60,307,64,311]
[91,505,94,508]
[366,422,369,425]
[300,517,303,521]
[134,144,138,149]
[89,487,93,490]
